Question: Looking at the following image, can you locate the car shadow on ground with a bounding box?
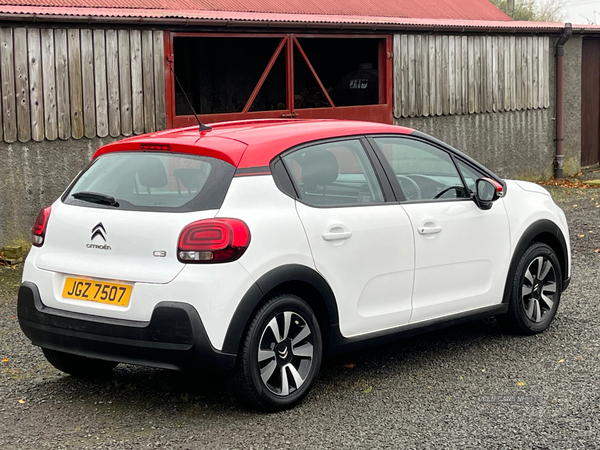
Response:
[30,317,519,414]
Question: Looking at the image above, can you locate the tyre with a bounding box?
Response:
[234,294,322,412]
[42,348,118,377]
[498,242,562,335]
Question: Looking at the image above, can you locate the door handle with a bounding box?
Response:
[418,226,442,235]
[322,231,352,241]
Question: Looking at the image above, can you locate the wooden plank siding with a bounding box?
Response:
[41,28,58,141]
[81,29,97,139]
[14,28,31,143]
[393,34,551,119]
[68,29,84,139]
[27,28,44,142]
[0,26,167,144]
[55,29,71,140]
[106,30,121,138]
[130,30,145,135]
[1,28,17,143]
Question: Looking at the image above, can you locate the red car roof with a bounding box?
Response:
[94,119,414,169]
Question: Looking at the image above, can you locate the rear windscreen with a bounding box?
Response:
[63,152,235,212]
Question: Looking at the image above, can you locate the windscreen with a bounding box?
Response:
[63,152,236,212]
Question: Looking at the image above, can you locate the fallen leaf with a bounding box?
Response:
[516,381,526,386]
[344,363,355,369]
[18,399,26,404]
[577,234,585,238]
[576,356,584,362]
[573,205,578,207]
[1,358,8,363]
[595,249,600,253]
[558,359,565,363]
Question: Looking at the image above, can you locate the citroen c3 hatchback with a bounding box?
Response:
[18,119,571,411]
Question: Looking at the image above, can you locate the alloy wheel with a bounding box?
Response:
[257,311,314,396]
[521,255,558,323]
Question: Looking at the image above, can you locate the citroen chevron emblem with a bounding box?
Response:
[91,223,107,242]
[278,348,289,359]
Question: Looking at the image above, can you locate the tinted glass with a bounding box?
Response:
[64,152,235,212]
[283,139,384,206]
[373,137,467,201]
[456,159,485,194]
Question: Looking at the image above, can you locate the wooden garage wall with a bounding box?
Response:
[393,35,551,118]
[0,26,166,144]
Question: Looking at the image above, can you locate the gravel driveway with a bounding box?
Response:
[1,184,599,449]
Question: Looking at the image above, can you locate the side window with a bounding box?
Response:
[373,137,467,201]
[456,159,486,195]
[282,139,384,207]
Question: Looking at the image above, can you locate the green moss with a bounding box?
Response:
[513,169,551,183]
[562,157,581,178]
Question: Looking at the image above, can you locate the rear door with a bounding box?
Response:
[371,136,511,323]
[281,138,414,338]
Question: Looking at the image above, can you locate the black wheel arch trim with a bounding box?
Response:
[501,219,570,305]
[222,264,340,355]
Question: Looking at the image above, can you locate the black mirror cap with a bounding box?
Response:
[474,178,503,210]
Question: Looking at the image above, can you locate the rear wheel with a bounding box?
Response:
[234,294,322,412]
[42,348,118,377]
[498,242,562,335]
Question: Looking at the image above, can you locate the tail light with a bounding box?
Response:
[178,218,250,263]
[32,206,51,247]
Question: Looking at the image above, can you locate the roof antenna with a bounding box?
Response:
[168,59,212,132]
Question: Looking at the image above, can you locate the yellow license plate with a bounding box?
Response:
[62,277,132,307]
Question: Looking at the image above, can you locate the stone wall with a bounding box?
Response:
[0,137,117,247]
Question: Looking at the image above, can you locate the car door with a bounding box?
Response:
[370,136,511,323]
[280,138,415,337]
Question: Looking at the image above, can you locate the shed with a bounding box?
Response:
[0,0,598,246]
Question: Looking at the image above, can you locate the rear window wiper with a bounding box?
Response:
[71,191,120,207]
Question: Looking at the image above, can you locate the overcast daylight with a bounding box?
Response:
[561,0,599,24]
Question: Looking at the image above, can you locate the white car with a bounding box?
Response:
[18,119,571,411]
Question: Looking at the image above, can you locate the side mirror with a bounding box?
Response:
[474,178,503,210]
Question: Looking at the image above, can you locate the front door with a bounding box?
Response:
[371,135,511,323]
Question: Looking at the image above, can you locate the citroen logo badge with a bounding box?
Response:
[278,347,289,359]
[91,223,107,242]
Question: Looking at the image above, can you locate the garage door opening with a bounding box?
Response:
[167,33,392,126]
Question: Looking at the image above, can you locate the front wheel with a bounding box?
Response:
[234,294,322,412]
[498,242,562,335]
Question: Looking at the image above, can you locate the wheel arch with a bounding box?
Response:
[502,219,569,304]
[222,264,339,355]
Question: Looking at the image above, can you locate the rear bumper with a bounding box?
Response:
[17,282,236,371]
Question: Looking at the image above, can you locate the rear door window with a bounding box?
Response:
[63,152,235,212]
[282,139,384,207]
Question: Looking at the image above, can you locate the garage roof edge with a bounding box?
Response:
[1,7,599,33]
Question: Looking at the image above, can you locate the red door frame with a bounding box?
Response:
[164,32,393,127]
